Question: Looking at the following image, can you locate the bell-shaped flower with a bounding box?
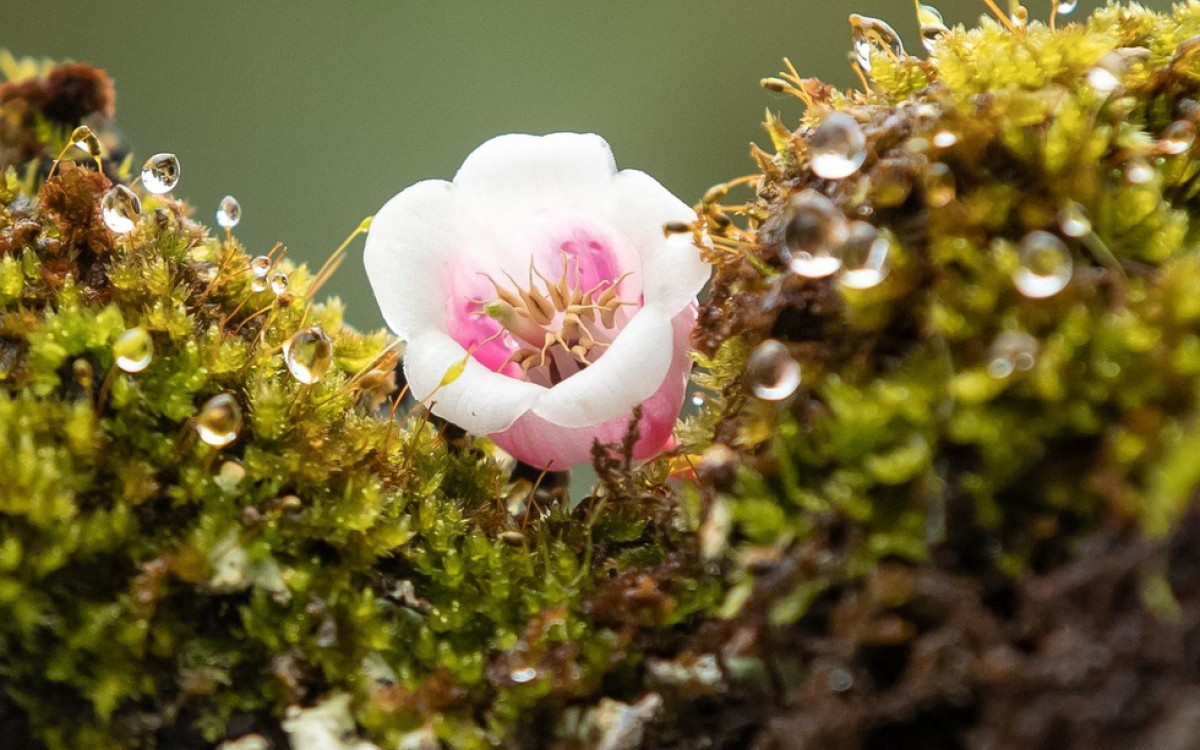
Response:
[365,133,708,469]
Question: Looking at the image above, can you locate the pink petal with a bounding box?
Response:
[489,306,695,470]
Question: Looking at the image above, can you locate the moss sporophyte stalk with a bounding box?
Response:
[4,1,1200,748]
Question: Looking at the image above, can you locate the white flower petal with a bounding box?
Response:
[364,180,460,341]
[532,306,675,429]
[454,133,617,211]
[609,169,710,314]
[404,330,544,435]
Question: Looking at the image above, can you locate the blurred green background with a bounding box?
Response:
[8,0,1163,329]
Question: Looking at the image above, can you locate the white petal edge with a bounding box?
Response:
[364,179,460,341]
[609,169,711,314]
[531,304,676,429]
[454,133,617,211]
[404,329,544,435]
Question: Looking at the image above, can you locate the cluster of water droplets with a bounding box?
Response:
[987,331,1039,378]
[98,152,183,236]
[781,188,892,290]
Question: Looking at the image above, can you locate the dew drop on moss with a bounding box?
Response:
[1087,53,1125,95]
[849,14,904,74]
[1159,120,1196,155]
[933,130,958,148]
[140,153,180,194]
[810,112,866,180]
[917,4,949,52]
[270,271,289,295]
[194,393,243,448]
[745,340,801,401]
[924,163,956,207]
[784,190,848,278]
[284,327,333,385]
[1125,159,1154,185]
[251,276,268,293]
[1057,0,1077,14]
[113,326,154,373]
[69,125,101,159]
[987,332,1039,378]
[839,222,890,289]
[1058,202,1092,238]
[216,195,241,229]
[250,255,271,278]
[1014,231,1072,299]
[691,392,707,408]
[101,185,141,234]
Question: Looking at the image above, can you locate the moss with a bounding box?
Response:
[0,60,716,750]
[686,2,1200,747]
[8,3,1200,749]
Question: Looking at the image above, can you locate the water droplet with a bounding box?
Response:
[691,392,707,408]
[270,271,289,295]
[284,327,334,385]
[827,669,855,692]
[784,190,849,278]
[917,4,949,52]
[932,130,958,148]
[69,125,101,159]
[1086,52,1126,95]
[140,153,180,194]
[1058,203,1092,238]
[745,340,801,401]
[987,332,1039,378]
[194,393,243,448]
[250,255,272,278]
[849,14,905,74]
[1056,0,1077,14]
[510,667,539,684]
[113,327,154,373]
[101,185,141,234]
[810,112,867,180]
[1014,231,1073,298]
[1160,120,1196,155]
[1124,159,1154,185]
[924,162,956,207]
[251,276,268,293]
[839,222,891,289]
[216,195,241,229]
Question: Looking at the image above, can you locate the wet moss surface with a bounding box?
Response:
[4,3,1200,748]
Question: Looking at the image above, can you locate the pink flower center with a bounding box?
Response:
[443,214,640,386]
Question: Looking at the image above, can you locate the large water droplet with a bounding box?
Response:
[839,222,891,289]
[270,272,289,296]
[216,195,241,229]
[1013,231,1073,298]
[284,327,334,385]
[1160,120,1196,155]
[250,255,272,278]
[113,327,154,373]
[251,276,269,293]
[195,393,244,448]
[810,112,867,179]
[140,153,180,194]
[917,4,949,52]
[745,340,801,401]
[783,190,849,278]
[987,331,1039,378]
[1058,203,1092,238]
[1056,0,1078,15]
[849,14,905,74]
[101,185,141,234]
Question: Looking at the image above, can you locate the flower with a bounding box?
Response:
[364,133,709,470]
